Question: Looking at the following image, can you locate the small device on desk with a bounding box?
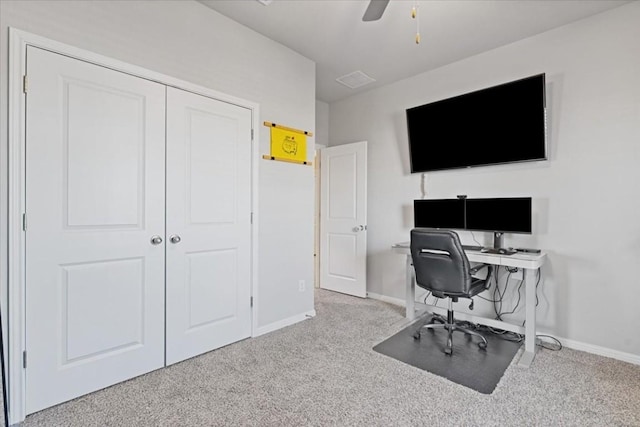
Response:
[515,247,541,254]
[481,248,517,255]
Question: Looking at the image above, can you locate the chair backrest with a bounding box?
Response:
[410,229,472,297]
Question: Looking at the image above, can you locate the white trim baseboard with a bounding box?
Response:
[366,292,405,307]
[254,310,316,337]
[366,292,640,366]
[550,335,640,366]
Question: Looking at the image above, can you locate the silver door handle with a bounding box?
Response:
[150,235,163,245]
[352,225,365,232]
[170,235,181,244]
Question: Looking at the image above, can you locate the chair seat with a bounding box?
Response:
[431,278,486,300]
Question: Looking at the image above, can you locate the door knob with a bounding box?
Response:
[150,235,163,245]
[170,234,181,244]
[352,225,365,232]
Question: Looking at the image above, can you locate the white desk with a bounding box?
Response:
[392,242,546,368]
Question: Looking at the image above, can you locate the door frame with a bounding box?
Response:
[7,28,261,424]
[313,144,327,289]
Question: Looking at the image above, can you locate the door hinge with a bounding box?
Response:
[22,212,27,231]
[23,351,27,369]
[250,212,253,224]
[250,296,254,307]
[251,128,254,141]
[23,75,28,94]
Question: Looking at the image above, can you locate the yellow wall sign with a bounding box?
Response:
[263,121,313,165]
[270,127,306,162]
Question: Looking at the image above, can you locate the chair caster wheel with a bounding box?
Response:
[444,348,452,356]
[413,332,421,340]
[478,341,487,350]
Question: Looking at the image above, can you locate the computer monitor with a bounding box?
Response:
[414,199,465,229]
[465,197,532,248]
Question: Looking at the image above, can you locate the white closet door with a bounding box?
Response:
[25,47,166,413]
[165,87,252,365]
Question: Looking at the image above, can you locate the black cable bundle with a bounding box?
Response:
[421,266,562,351]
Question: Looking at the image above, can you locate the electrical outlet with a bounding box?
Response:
[298,280,306,292]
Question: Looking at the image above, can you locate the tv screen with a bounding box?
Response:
[406,74,546,173]
[465,197,532,234]
[414,199,465,229]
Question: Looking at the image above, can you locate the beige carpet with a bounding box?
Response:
[24,289,640,427]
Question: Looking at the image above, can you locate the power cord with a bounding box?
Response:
[522,267,542,327]
[420,268,555,347]
[422,291,439,307]
[535,268,541,307]
[452,315,563,350]
[423,291,431,304]
[476,266,502,303]
[454,320,524,343]
[499,277,524,318]
[493,267,511,320]
[420,173,427,199]
[536,334,562,351]
[463,266,562,350]
[470,231,482,247]
[456,319,563,350]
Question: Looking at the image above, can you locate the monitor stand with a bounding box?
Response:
[481,232,516,255]
[493,232,504,250]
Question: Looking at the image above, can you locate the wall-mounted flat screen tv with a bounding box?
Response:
[406,74,547,173]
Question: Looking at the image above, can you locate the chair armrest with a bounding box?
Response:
[469,263,489,276]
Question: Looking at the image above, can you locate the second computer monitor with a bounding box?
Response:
[465,197,532,234]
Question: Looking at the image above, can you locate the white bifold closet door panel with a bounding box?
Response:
[165,87,252,365]
[25,47,166,414]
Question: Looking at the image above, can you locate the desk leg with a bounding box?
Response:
[405,255,415,320]
[519,267,538,367]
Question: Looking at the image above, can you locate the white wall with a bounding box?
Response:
[0,0,316,336]
[329,3,640,358]
[315,100,330,148]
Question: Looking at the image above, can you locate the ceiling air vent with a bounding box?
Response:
[336,71,376,89]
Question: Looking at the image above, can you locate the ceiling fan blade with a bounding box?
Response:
[362,0,390,22]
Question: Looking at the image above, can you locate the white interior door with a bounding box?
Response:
[25,47,166,413]
[320,141,367,297]
[165,87,252,365]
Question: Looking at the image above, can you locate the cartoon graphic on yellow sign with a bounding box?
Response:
[270,127,306,162]
[282,135,298,155]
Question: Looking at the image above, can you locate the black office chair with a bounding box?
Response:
[410,229,489,355]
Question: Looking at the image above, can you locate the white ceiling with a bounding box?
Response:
[199,0,629,103]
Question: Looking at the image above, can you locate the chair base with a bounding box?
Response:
[427,313,469,329]
[413,310,488,356]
